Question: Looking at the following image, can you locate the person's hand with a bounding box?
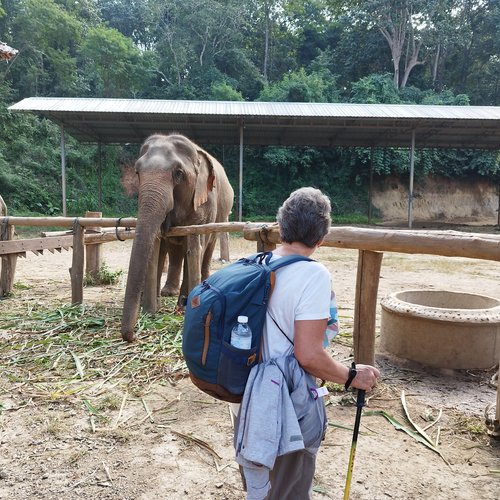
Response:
[351,364,380,391]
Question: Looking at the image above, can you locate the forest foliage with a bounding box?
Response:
[0,0,499,218]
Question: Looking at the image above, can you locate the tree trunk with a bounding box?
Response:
[263,0,270,82]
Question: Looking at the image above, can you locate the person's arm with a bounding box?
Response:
[294,319,380,391]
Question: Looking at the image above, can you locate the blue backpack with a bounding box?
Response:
[182,252,311,403]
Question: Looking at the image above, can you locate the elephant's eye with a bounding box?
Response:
[173,169,184,184]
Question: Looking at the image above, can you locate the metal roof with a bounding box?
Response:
[9,97,500,149]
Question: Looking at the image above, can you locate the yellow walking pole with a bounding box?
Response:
[343,389,366,500]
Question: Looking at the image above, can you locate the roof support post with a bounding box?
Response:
[98,142,103,212]
[497,183,500,228]
[408,129,416,229]
[60,125,67,217]
[368,147,374,224]
[238,122,244,222]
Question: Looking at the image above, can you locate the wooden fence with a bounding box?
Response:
[1,215,499,434]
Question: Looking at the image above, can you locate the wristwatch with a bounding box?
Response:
[344,362,357,390]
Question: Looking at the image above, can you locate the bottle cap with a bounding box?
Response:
[237,315,248,323]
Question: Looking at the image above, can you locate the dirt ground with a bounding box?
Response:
[1,226,500,499]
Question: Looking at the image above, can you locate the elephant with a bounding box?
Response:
[0,195,6,216]
[121,133,234,341]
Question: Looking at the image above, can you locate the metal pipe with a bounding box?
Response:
[98,142,103,212]
[60,125,67,217]
[408,130,415,229]
[239,123,244,222]
[368,147,374,224]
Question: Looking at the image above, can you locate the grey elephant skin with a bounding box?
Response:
[121,133,234,341]
[0,195,6,216]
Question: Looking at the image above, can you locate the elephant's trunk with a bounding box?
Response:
[121,185,172,341]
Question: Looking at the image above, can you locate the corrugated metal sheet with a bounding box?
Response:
[8,97,500,149]
[9,97,500,119]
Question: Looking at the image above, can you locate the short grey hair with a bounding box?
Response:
[277,187,331,248]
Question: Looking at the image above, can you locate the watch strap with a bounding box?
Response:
[344,362,357,390]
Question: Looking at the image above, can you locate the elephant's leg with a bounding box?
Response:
[161,241,184,296]
[201,234,217,281]
[178,234,201,308]
[142,236,161,313]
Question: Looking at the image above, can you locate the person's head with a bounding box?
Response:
[277,187,331,248]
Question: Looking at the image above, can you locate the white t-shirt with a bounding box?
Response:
[262,255,332,360]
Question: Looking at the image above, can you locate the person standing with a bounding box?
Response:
[234,187,380,499]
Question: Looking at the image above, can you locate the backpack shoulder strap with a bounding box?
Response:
[267,254,313,271]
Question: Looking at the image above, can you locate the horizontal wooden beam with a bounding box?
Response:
[3,216,500,262]
[0,236,74,255]
[2,216,138,228]
[243,225,500,262]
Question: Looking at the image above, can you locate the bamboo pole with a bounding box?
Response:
[353,250,383,366]
[70,220,85,304]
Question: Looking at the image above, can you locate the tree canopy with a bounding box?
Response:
[0,0,498,217]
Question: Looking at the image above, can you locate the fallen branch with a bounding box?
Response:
[171,429,222,461]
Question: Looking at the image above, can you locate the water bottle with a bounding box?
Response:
[230,315,252,350]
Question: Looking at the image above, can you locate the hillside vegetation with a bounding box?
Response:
[0,0,499,219]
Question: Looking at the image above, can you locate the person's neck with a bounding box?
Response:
[274,241,316,258]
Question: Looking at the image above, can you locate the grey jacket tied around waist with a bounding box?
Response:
[234,356,327,499]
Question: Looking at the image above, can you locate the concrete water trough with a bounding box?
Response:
[380,290,500,369]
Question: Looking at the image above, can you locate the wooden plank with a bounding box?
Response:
[0,230,137,256]
[85,229,135,244]
[0,235,74,255]
[353,250,383,366]
[4,216,138,228]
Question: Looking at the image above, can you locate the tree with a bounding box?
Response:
[79,26,145,97]
[152,0,250,97]
[97,0,162,50]
[8,0,83,97]
[210,82,244,101]
[350,73,401,103]
[344,0,454,89]
[258,67,339,102]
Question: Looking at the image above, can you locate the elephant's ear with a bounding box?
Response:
[194,149,216,211]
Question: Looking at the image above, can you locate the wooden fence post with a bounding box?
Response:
[0,219,17,297]
[256,225,277,252]
[85,211,103,280]
[70,219,85,304]
[353,250,383,366]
